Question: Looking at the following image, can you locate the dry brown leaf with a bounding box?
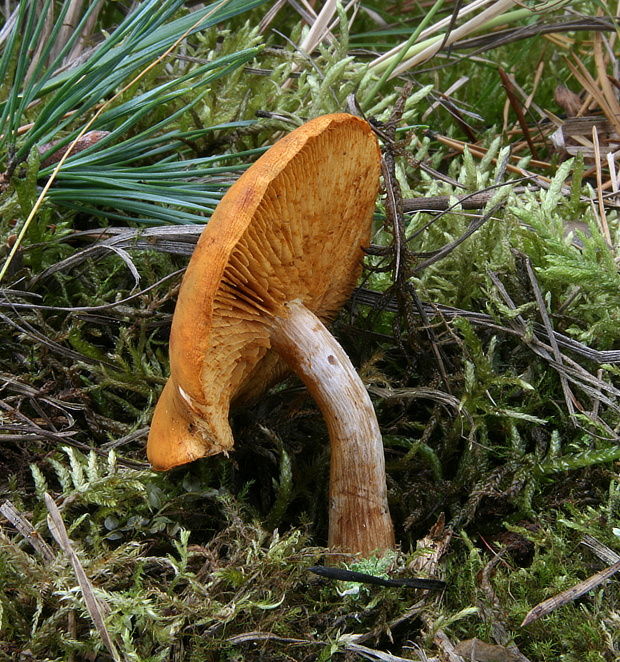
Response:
[548,116,617,157]
[38,130,110,168]
[566,54,620,137]
[453,638,526,662]
[554,84,583,117]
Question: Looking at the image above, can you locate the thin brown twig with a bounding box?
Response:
[521,558,620,627]
[432,133,552,182]
[401,188,525,212]
[592,125,613,245]
[455,16,616,53]
[413,202,505,273]
[374,97,453,392]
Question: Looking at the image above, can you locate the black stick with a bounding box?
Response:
[309,566,445,590]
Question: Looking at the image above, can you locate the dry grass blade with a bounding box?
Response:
[483,268,620,424]
[593,23,620,131]
[279,0,356,89]
[0,5,20,46]
[340,640,416,662]
[581,534,620,565]
[455,16,615,53]
[61,0,105,65]
[51,225,204,260]
[1,270,180,313]
[592,125,613,244]
[25,2,54,83]
[45,492,123,662]
[369,0,496,70]
[0,425,75,443]
[413,202,505,273]
[0,374,132,462]
[386,0,517,77]
[258,0,287,33]
[0,398,147,462]
[52,0,87,63]
[356,286,620,364]
[0,499,55,563]
[227,632,313,645]
[369,385,462,416]
[548,116,618,159]
[547,357,620,412]
[297,0,338,53]
[524,257,578,417]
[402,186,531,212]
[0,311,115,366]
[521,558,620,627]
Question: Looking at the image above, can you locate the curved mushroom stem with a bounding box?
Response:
[270,300,395,558]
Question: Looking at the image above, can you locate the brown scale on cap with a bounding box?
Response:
[148,113,394,557]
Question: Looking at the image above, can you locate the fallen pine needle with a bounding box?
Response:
[521,558,620,627]
[45,493,122,662]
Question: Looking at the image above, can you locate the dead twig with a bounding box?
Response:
[373,96,453,392]
[402,186,529,212]
[521,558,620,627]
[354,288,620,366]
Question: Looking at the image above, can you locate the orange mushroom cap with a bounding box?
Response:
[148,113,381,471]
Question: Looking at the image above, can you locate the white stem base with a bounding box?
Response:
[270,300,395,557]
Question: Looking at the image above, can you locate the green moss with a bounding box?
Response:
[2,0,620,659]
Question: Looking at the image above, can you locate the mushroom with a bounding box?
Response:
[147,113,395,556]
